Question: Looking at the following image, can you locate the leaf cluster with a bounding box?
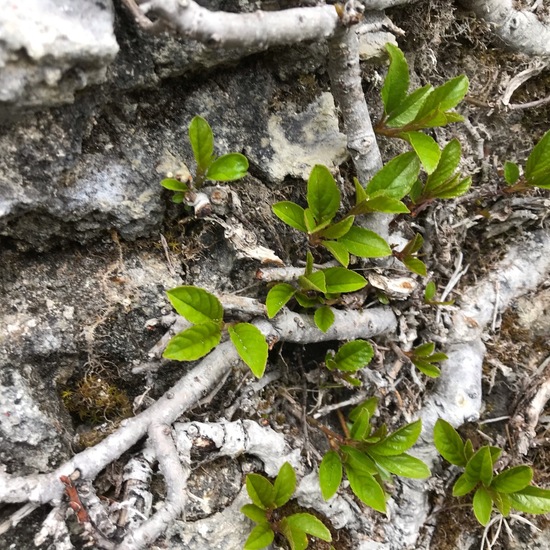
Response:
[405,342,447,378]
[324,339,374,386]
[242,463,332,550]
[319,398,430,512]
[434,419,550,525]
[163,286,268,377]
[161,116,249,201]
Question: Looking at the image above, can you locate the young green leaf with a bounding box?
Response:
[423,139,461,195]
[386,84,433,128]
[307,165,340,224]
[317,216,354,239]
[354,177,368,204]
[163,322,221,361]
[403,257,427,277]
[465,447,493,487]
[243,524,275,550]
[414,342,436,357]
[166,286,224,326]
[206,152,248,181]
[266,283,296,318]
[473,486,493,526]
[272,202,307,232]
[369,420,422,456]
[491,466,533,494]
[371,453,431,479]
[295,293,319,308]
[160,178,189,192]
[355,196,410,214]
[413,360,441,378]
[333,340,374,372]
[342,446,378,474]
[338,226,391,258]
[314,306,335,333]
[464,439,475,461]
[350,409,372,441]
[525,129,550,188]
[228,323,269,378]
[382,43,410,115]
[245,474,275,509]
[346,466,387,513]
[509,485,550,514]
[366,152,420,200]
[322,241,350,267]
[273,462,296,507]
[285,513,332,542]
[298,270,326,293]
[349,397,378,422]
[402,131,441,174]
[492,490,512,517]
[279,519,308,550]
[241,504,268,523]
[171,192,185,204]
[453,473,478,497]
[323,267,367,294]
[424,281,436,301]
[433,419,467,467]
[189,115,214,172]
[416,75,469,119]
[319,450,343,500]
[503,161,520,185]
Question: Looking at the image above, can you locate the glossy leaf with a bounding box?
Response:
[298,270,326,293]
[491,466,533,494]
[228,323,269,378]
[349,397,378,422]
[161,178,188,192]
[245,474,275,509]
[323,267,367,294]
[305,251,314,276]
[350,408,372,441]
[369,420,422,456]
[307,165,340,223]
[318,216,354,239]
[206,153,248,181]
[371,453,431,479]
[526,129,550,188]
[241,504,268,523]
[413,360,441,378]
[453,472,478,497]
[354,177,368,204]
[403,131,441,174]
[509,486,550,514]
[167,286,223,325]
[434,419,466,467]
[295,293,319,308]
[266,283,296,318]
[320,450,343,500]
[333,340,374,372]
[189,115,214,171]
[342,446,378,475]
[424,139,461,194]
[163,322,221,361]
[403,257,427,277]
[473,486,493,526]
[273,462,296,507]
[346,465,387,513]
[386,84,433,127]
[504,161,520,185]
[323,241,350,267]
[416,75,469,119]
[414,342,435,357]
[492,490,512,517]
[272,202,307,232]
[366,152,420,200]
[466,447,493,487]
[382,43,409,115]
[285,513,332,542]
[339,226,391,258]
[314,306,335,333]
[243,524,274,550]
[279,519,308,550]
[355,196,410,214]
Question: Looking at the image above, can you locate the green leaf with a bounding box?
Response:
[346,465,387,513]
[349,397,378,422]
[414,342,436,357]
[318,216,354,239]
[333,340,374,372]
[413,359,441,378]
[285,514,332,542]
[386,84,433,127]
[305,251,314,276]
[489,446,502,464]
[243,524,275,550]
[424,139,461,194]
[416,75,469,119]
[320,451,343,500]
[171,192,185,204]
[323,267,367,294]
[298,270,326,293]
[342,446,378,474]
[273,462,296,507]
[295,292,320,308]
[525,129,550,188]
[403,257,427,277]
[401,233,424,256]
[339,226,391,258]
[382,43,409,115]
[266,283,296,318]
[245,473,275,509]
[424,281,436,301]
[491,466,533,494]
[504,161,520,185]
[354,177,368,204]
[163,322,221,361]
[431,176,472,200]
[369,420,422,456]
[370,453,431,479]
[166,286,223,326]
[473,486,493,526]
[323,241,350,267]
[189,115,214,172]
[366,152,420,200]
[307,165,340,224]
[355,196,410,214]
[350,409,372,441]
[228,323,269,378]
[434,419,466,467]
[509,486,550,514]
[241,504,268,523]
[453,472,478,497]
[161,178,189,192]
[464,439,474,461]
[272,202,307,232]
[206,153,248,181]
[279,519,308,550]
[466,447,493,487]
[314,306,335,333]
[492,490,512,517]
[403,131,441,174]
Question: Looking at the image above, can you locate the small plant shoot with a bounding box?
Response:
[242,462,332,550]
[434,419,550,525]
[404,342,447,378]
